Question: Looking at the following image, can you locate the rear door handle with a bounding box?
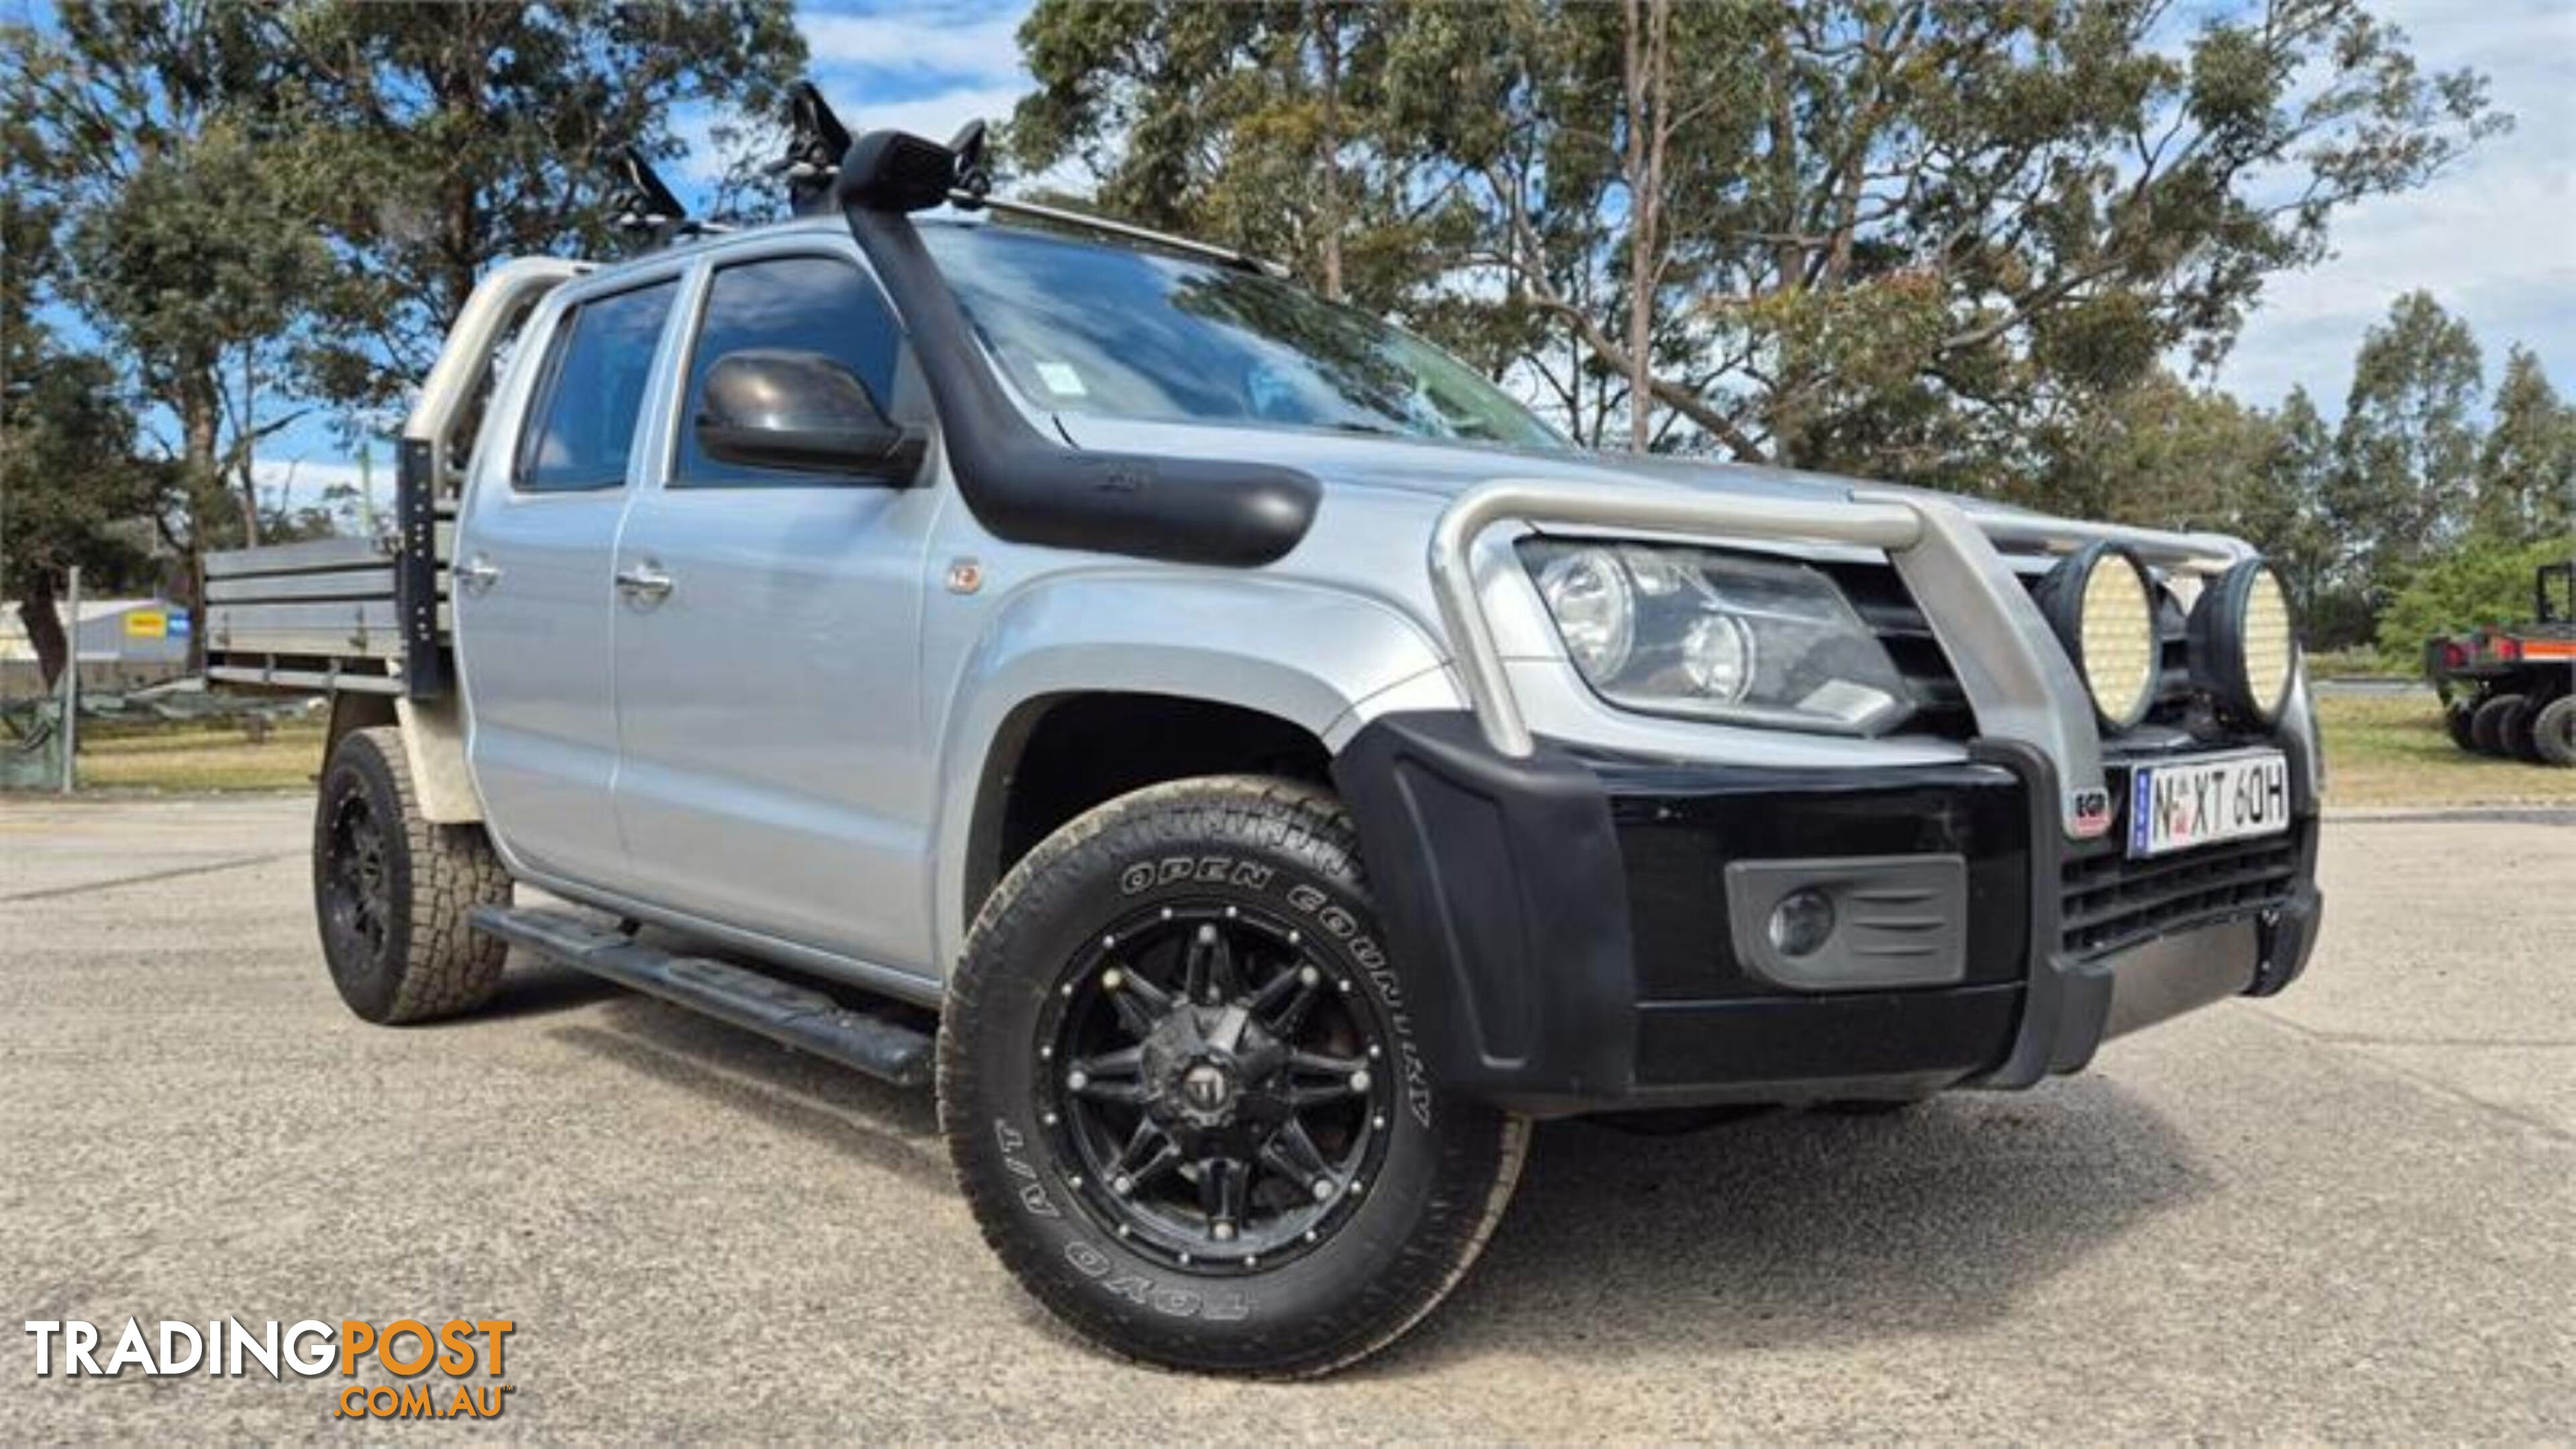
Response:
[455,555,502,593]
[614,561,674,602]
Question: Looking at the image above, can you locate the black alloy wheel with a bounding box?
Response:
[1038,902,1392,1273]
[939,775,1529,1377]
[321,788,394,971]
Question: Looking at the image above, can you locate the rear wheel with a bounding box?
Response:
[313,726,513,1024]
[941,776,1527,1377]
[2470,694,2526,756]
[2532,696,2576,767]
[2504,696,2551,763]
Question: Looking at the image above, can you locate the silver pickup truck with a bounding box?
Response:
[208,109,2324,1377]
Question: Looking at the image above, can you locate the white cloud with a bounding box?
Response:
[250,457,389,525]
[801,8,1026,83]
[2216,0,2576,411]
[839,82,1032,150]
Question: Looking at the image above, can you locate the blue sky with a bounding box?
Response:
[47,0,2568,510]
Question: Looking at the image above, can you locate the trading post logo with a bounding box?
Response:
[25,1318,517,1422]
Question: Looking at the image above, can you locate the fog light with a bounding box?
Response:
[1767,890,1837,959]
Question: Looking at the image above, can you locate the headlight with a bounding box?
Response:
[2037,543,2159,731]
[2190,559,2298,724]
[1519,540,1912,735]
[1534,547,1633,678]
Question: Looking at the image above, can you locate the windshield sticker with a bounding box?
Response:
[1034,360,1088,397]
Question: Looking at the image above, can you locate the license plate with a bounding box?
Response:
[2128,751,2291,859]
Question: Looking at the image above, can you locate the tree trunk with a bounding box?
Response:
[1313,4,1346,303]
[178,369,223,673]
[15,580,67,692]
[1621,0,1670,454]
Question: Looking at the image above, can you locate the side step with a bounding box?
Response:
[470,906,934,1089]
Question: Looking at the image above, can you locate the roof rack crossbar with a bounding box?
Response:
[947,191,1288,278]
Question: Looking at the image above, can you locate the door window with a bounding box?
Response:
[514,280,679,493]
[676,255,908,488]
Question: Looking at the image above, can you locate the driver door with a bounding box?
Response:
[608,247,945,975]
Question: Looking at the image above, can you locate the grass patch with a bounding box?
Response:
[77,720,325,793]
[2305,645,2418,680]
[2313,692,2576,808]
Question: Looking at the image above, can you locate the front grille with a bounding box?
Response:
[2058,828,2303,960]
[1824,558,2197,742]
[1815,561,1974,737]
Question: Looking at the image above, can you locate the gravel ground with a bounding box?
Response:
[2,795,2568,1442]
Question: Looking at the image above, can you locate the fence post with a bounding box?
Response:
[60,564,79,794]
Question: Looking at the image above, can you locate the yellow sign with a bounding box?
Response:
[123,610,168,640]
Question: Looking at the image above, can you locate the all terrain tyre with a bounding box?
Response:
[2469,694,2526,756]
[939,775,1529,1377]
[2443,702,2479,752]
[313,726,513,1024]
[2530,696,2576,767]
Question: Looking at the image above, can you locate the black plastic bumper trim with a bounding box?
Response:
[1334,712,2324,1116]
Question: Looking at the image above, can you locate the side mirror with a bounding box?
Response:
[694,348,925,480]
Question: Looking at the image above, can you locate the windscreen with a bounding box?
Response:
[919,223,1565,451]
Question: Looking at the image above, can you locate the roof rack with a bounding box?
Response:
[773,83,1287,279]
[609,146,730,244]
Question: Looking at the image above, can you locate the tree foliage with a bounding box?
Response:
[2328,288,2484,608]
[2,97,160,688]
[2475,345,2576,541]
[1014,0,2503,490]
[2375,531,2576,656]
[282,0,807,402]
[3,0,802,667]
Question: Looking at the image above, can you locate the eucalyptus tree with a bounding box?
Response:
[1016,0,2502,493]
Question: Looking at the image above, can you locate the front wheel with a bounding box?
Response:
[939,776,1528,1377]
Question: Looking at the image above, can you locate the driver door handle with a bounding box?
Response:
[455,555,502,593]
[614,561,675,602]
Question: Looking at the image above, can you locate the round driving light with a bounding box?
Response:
[2040,543,2159,731]
[2190,559,2299,724]
[1768,890,1836,959]
[1536,546,1635,681]
[1680,612,1755,702]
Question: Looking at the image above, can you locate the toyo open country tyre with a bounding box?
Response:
[940,776,1529,1377]
[313,726,513,1024]
[2469,694,2526,757]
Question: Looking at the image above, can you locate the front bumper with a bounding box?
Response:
[1333,711,2323,1118]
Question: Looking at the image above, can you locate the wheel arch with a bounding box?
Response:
[928,573,1459,973]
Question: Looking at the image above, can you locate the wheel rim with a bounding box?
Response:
[1037,902,1395,1274]
[322,788,392,967]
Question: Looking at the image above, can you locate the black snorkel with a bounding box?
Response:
[832,121,1322,568]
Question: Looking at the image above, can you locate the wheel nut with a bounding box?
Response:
[1310,1179,1334,1202]
[1350,1069,1371,1093]
[1112,1175,1133,1196]
[1213,1222,1236,1242]
[1067,1070,1089,1091]
[1101,967,1124,990]
[1298,965,1321,987]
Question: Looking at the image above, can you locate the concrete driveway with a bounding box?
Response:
[2,795,2568,1441]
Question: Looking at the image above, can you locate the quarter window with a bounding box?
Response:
[676,255,908,488]
[514,280,678,493]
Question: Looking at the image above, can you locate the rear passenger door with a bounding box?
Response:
[606,246,945,975]
[454,276,681,892]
